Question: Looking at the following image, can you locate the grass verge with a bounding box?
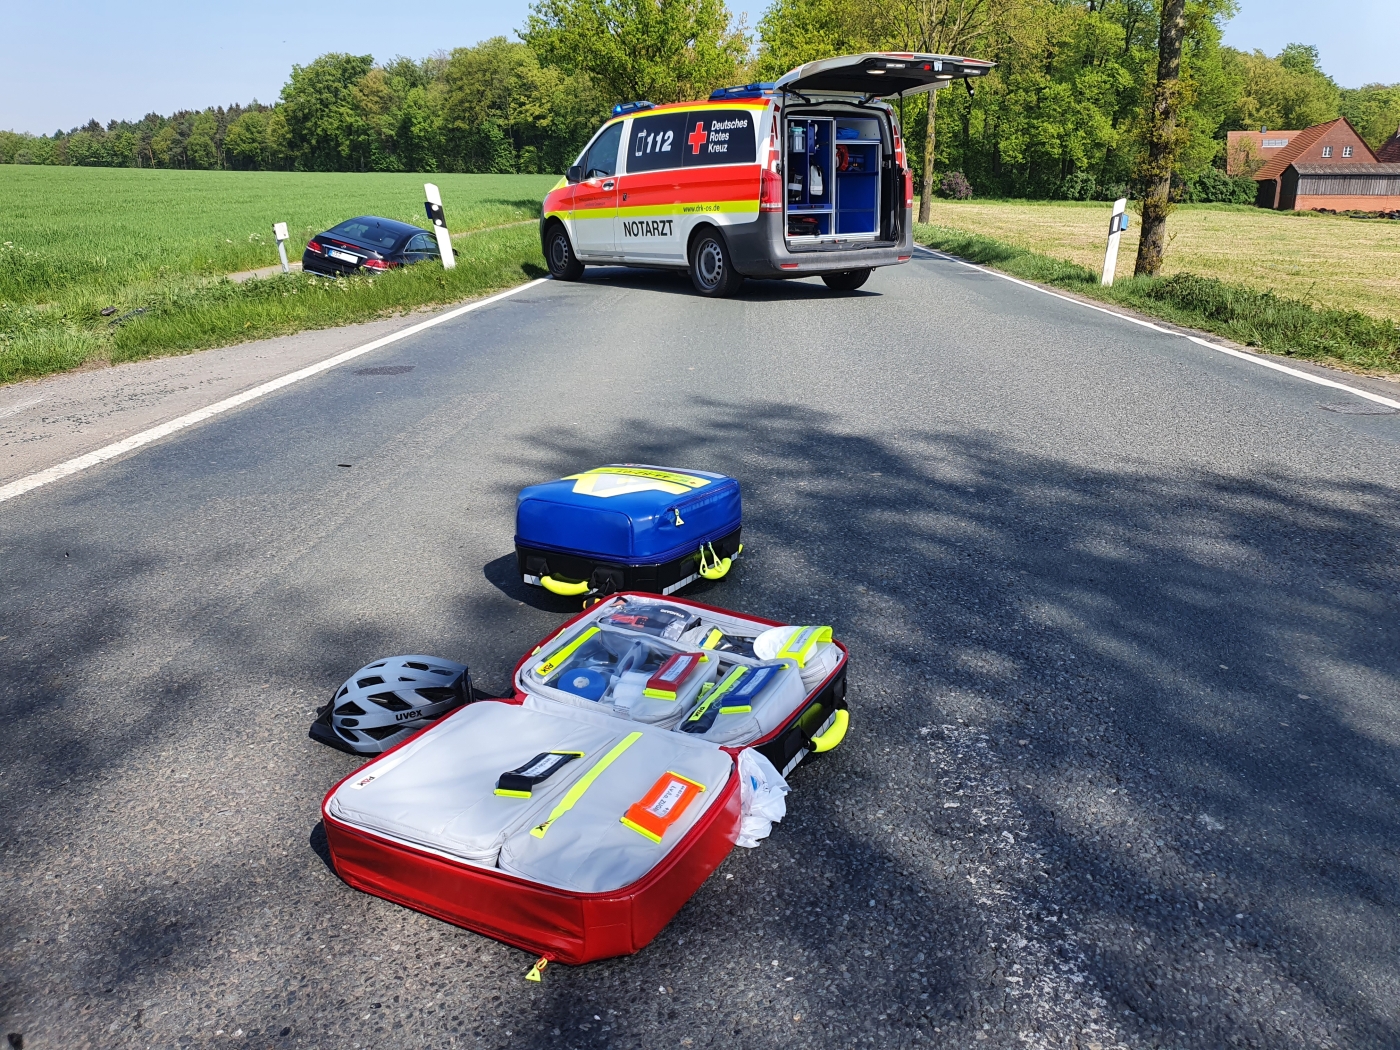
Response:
[112,225,545,364]
[1,223,544,384]
[916,223,1400,377]
[0,168,557,386]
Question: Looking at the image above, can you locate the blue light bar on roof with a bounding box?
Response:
[709,83,777,100]
[612,100,656,116]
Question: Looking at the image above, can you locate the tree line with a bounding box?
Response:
[2,0,1397,204]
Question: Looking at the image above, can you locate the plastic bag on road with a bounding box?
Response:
[736,748,790,848]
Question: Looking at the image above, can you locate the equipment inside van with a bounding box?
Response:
[540,52,994,296]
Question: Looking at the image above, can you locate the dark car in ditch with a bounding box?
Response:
[302,216,441,277]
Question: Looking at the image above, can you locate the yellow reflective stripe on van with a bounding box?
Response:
[534,626,600,678]
[530,731,643,838]
[616,200,761,220]
[775,626,833,668]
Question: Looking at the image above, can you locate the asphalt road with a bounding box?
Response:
[2,255,1398,1050]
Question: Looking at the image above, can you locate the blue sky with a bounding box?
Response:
[1,0,1394,134]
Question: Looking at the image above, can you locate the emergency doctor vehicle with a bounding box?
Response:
[540,52,993,296]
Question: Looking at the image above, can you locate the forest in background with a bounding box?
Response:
[2,0,1398,202]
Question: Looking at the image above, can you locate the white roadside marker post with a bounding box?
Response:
[1101,198,1129,287]
[273,222,290,273]
[424,183,456,270]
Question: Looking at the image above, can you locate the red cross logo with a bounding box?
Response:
[687,121,708,155]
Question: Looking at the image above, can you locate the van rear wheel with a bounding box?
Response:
[689,229,745,297]
[546,225,584,281]
[821,268,872,292]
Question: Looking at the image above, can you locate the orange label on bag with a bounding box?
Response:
[620,771,706,843]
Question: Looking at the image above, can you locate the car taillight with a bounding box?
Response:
[892,130,914,209]
[759,141,782,213]
[361,258,393,270]
[306,240,323,253]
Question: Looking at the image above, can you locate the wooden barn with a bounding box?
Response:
[1276,163,1400,211]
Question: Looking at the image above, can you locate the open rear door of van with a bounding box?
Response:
[774,52,994,99]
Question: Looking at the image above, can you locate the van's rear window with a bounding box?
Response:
[628,109,757,172]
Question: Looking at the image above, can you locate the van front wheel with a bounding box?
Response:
[689,229,745,297]
[821,268,872,292]
[546,225,585,281]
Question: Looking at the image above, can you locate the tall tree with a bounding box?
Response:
[874,0,1007,222]
[281,53,375,171]
[755,0,867,78]
[1134,0,1187,277]
[522,0,749,105]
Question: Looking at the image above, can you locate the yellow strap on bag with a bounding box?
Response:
[530,732,643,838]
[775,626,833,668]
[540,575,590,597]
[533,626,600,678]
[698,542,731,580]
[809,708,849,753]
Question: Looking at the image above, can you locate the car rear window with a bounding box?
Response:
[327,220,401,249]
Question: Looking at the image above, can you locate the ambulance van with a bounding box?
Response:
[540,52,993,296]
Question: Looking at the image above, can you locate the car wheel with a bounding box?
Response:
[546,225,585,281]
[689,228,744,297]
[821,268,872,292]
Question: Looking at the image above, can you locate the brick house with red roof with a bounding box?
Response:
[1378,128,1400,162]
[1248,118,1377,208]
[1226,129,1302,176]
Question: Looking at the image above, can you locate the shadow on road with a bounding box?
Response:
[576,265,883,303]
[1,397,1396,1047]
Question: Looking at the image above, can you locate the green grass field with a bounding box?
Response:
[1,168,558,384]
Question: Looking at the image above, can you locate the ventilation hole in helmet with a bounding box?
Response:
[335,726,361,741]
[414,687,458,704]
[335,701,366,716]
[430,668,453,676]
[398,676,415,682]
[356,676,385,688]
[404,661,430,671]
[337,686,349,698]
[367,662,386,668]
[367,691,413,712]
[340,718,359,727]
[362,724,405,741]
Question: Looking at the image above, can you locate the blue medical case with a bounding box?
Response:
[515,465,742,598]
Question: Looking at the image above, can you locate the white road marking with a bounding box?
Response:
[0,279,550,505]
[0,396,46,420]
[914,247,1400,412]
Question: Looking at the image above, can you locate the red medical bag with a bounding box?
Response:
[321,593,848,965]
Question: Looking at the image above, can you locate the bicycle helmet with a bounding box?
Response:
[310,655,471,755]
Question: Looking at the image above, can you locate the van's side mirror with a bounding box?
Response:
[566,164,582,185]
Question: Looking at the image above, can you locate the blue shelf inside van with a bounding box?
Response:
[835,137,880,236]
